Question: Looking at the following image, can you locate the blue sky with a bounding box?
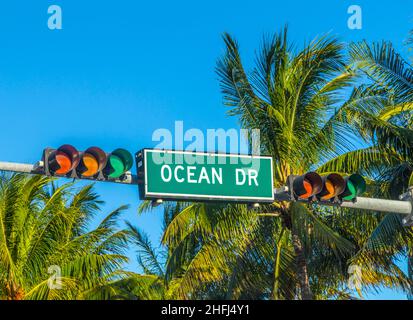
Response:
[0,0,412,299]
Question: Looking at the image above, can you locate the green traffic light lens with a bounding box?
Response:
[342,180,356,200]
[349,174,367,196]
[108,155,125,178]
[341,174,366,201]
[107,149,133,178]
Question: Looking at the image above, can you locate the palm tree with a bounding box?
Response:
[138,27,413,300]
[345,38,413,299]
[122,223,167,299]
[124,202,192,299]
[0,173,131,300]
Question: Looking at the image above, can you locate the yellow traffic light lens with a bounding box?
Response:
[319,174,345,201]
[55,151,72,174]
[321,179,335,200]
[78,147,107,177]
[81,153,99,177]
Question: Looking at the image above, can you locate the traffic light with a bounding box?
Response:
[287,172,366,203]
[42,145,133,181]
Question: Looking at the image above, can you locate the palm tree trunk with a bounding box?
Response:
[226,264,238,299]
[271,228,285,300]
[291,230,313,300]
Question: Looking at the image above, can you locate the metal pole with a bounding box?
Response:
[0,161,140,185]
[340,197,412,215]
[0,161,37,173]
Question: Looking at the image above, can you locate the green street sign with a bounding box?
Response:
[136,149,274,203]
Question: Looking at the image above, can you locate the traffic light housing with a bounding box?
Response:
[287,172,366,203]
[42,145,133,181]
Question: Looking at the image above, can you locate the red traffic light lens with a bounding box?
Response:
[293,172,323,200]
[51,145,80,175]
[299,179,313,199]
[55,151,72,174]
